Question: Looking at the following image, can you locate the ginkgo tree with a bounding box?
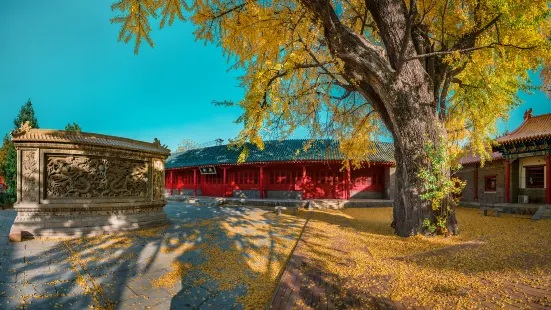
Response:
[111,0,551,236]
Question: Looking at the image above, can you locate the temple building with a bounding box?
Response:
[456,110,551,205]
[165,139,396,200]
[0,176,6,194]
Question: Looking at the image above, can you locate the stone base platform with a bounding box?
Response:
[9,201,171,239]
[167,195,394,210]
[459,201,547,217]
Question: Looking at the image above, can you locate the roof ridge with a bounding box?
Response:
[527,112,551,119]
[172,139,394,154]
[497,111,551,144]
[502,118,529,138]
[507,112,551,135]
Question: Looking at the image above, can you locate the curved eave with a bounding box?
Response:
[166,160,396,170]
[496,133,551,145]
[458,158,505,166]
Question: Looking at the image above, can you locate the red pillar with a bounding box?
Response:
[170,170,174,196]
[201,173,205,195]
[259,166,264,199]
[193,169,197,197]
[474,165,478,201]
[546,154,551,205]
[177,173,180,195]
[346,167,351,200]
[223,168,227,198]
[302,166,307,200]
[505,160,511,203]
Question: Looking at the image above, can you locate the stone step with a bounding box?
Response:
[186,197,224,206]
[532,206,551,221]
[308,200,343,210]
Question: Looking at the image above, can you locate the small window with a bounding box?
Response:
[526,166,544,188]
[484,176,497,192]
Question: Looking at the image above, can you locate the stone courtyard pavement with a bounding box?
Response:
[0,202,306,309]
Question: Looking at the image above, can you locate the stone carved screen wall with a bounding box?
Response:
[46,155,149,199]
[9,126,171,240]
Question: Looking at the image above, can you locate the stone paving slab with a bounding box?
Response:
[0,202,303,309]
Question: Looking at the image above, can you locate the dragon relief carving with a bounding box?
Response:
[22,150,38,201]
[46,156,148,198]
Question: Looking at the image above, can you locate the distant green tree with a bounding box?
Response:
[0,135,11,203]
[0,135,10,177]
[64,123,82,133]
[1,145,17,204]
[14,99,39,129]
[0,99,39,204]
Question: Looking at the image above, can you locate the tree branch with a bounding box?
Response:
[211,2,250,20]
[300,0,393,89]
[395,0,416,74]
[405,42,537,62]
[261,62,333,107]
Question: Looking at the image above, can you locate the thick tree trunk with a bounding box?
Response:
[300,0,459,237]
[390,105,458,237]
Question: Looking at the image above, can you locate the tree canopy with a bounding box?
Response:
[112,0,551,162]
[0,135,10,181]
[175,138,200,152]
[111,0,551,236]
[14,99,39,130]
[0,100,39,204]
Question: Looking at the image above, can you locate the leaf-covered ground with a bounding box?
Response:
[0,203,306,309]
[274,207,551,309]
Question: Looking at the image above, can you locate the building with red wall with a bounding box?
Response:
[165,139,395,200]
[0,175,6,194]
[456,110,551,205]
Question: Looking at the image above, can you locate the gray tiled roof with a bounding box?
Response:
[166,139,395,169]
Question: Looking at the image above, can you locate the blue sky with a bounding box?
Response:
[0,1,550,151]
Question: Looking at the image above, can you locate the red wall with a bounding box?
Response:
[166,163,387,199]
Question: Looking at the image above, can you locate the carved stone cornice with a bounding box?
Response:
[11,128,170,156]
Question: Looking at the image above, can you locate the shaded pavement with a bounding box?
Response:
[0,202,305,309]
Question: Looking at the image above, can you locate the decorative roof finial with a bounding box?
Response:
[523,108,533,120]
[153,138,168,149]
[153,138,162,147]
[10,121,32,139]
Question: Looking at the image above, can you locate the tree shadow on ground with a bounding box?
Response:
[0,202,306,309]
[280,207,551,309]
[293,206,551,274]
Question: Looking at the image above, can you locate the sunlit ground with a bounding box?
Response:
[0,203,306,309]
[290,207,551,309]
[1,204,550,309]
